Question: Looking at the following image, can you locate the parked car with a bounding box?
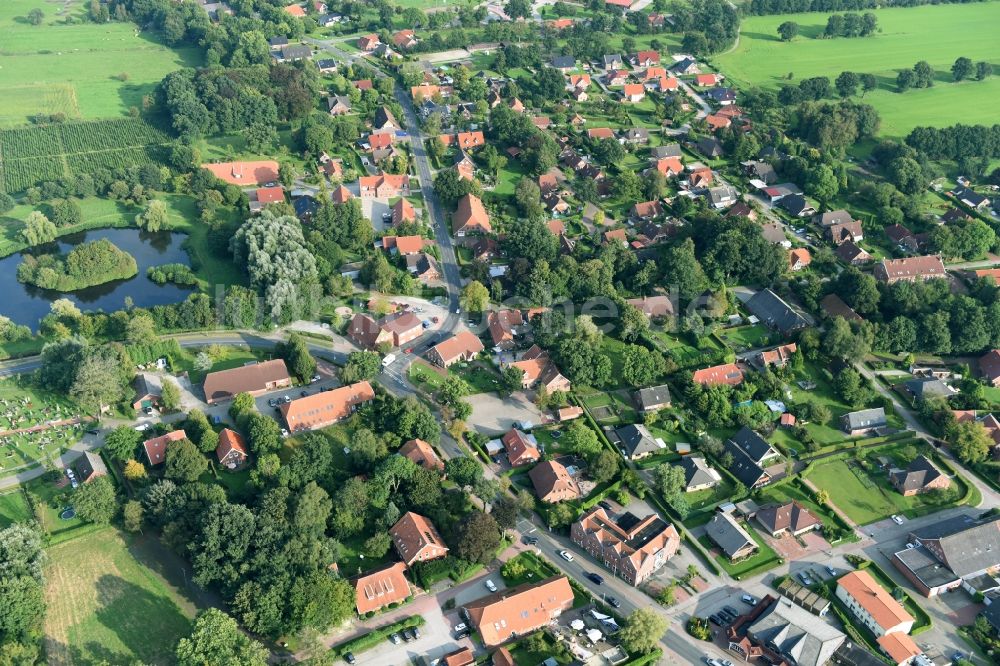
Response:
[389,633,401,644]
[455,628,471,640]
[402,629,415,642]
[522,535,539,546]
[411,626,420,639]
[586,572,605,585]
[485,579,498,592]
[723,605,739,617]
[453,623,467,634]
[343,653,356,664]
[826,566,837,576]
[892,514,904,525]
[311,374,321,383]
[741,594,757,606]
[559,550,574,562]
[798,572,813,586]
[708,614,722,626]
[598,501,613,511]
[268,398,278,407]
[282,395,291,403]
[606,596,621,608]
[300,390,308,397]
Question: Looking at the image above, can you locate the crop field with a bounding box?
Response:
[715,2,1000,137]
[43,529,195,666]
[0,118,168,193]
[0,0,201,127]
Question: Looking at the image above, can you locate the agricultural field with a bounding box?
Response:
[43,529,197,666]
[0,118,168,193]
[715,2,1000,137]
[0,0,201,127]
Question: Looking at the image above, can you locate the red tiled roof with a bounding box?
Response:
[353,562,410,614]
[465,577,574,646]
[143,430,187,466]
[280,381,375,432]
[255,186,285,204]
[399,438,444,471]
[216,428,248,465]
[838,570,914,632]
[692,363,744,386]
[202,161,279,186]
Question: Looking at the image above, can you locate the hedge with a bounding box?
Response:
[621,649,663,666]
[332,616,425,657]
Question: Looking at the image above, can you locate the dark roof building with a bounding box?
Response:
[841,408,886,434]
[706,511,758,561]
[755,502,821,537]
[889,455,950,496]
[635,384,672,412]
[745,289,808,335]
[616,424,662,460]
[892,515,1000,596]
[678,456,722,491]
[779,194,815,217]
[903,377,956,401]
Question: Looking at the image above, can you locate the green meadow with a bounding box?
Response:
[715,2,1000,137]
[0,0,201,126]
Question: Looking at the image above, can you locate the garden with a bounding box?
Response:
[699,522,781,579]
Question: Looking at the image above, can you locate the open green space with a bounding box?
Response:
[717,324,772,351]
[716,2,1000,137]
[0,0,201,127]
[43,528,196,666]
[0,489,31,527]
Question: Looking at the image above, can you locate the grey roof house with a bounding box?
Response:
[739,596,846,666]
[679,456,722,491]
[745,288,808,335]
[840,408,886,435]
[706,511,757,560]
[893,515,1000,596]
[616,424,662,460]
[635,384,671,412]
[652,144,683,159]
[903,377,956,401]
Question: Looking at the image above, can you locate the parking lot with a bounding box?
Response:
[361,198,392,232]
[467,392,543,435]
[344,596,472,666]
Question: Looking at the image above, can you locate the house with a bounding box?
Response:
[374,44,400,60]
[143,430,187,466]
[706,511,758,561]
[502,429,541,467]
[353,562,410,615]
[941,207,971,224]
[453,194,492,236]
[631,50,660,67]
[631,200,663,221]
[745,289,808,335]
[616,424,662,460]
[464,577,573,646]
[729,427,780,467]
[280,381,375,433]
[277,44,311,62]
[347,311,423,349]
[201,160,279,187]
[442,648,475,666]
[293,195,317,223]
[707,184,738,209]
[602,229,628,246]
[653,157,684,178]
[688,168,716,190]
[550,55,576,72]
[671,57,698,75]
[627,295,673,320]
[755,502,821,537]
[454,150,477,181]
[728,596,845,666]
[487,309,524,349]
[132,373,162,411]
[836,570,915,637]
[587,127,615,141]
[657,76,680,92]
[789,248,811,271]
[203,359,292,404]
[779,194,815,217]
[903,377,956,401]
[705,87,736,105]
[508,97,525,113]
[679,456,722,492]
[696,137,724,159]
[841,408,887,436]
[827,221,864,245]
[542,192,569,215]
[390,199,417,227]
[248,186,284,214]
[529,460,581,503]
[742,160,777,184]
[317,13,342,27]
[821,293,863,323]
[509,345,571,393]
[953,186,990,210]
[876,632,923,666]
[979,350,1000,387]
[571,508,680,585]
[727,201,757,220]
[622,84,646,102]
[316,59,337,74]
[73,451,108,484]
[815,209,854,227]
[332,185,353,204]
[890,455,950,496]
[623,127,650,144]
[284,4,306,16]
[760,182,802,203]
[390,512,449,566]
[359,174,409,199]
[216,428,248,468]
[531,115,552,130]
[441,131,486,149]
[399,438,444,472]
[705,114,731,131]
[548,17,575,29]
[885,224,920,252]
[602,54,624,69]
[635,384,672,412]
[428,331,485,367]
[893,515,1000,596]
[836,241,872,266]
[392,29,417,49]
[724,429,776,489]
[695,73,722,86]
[692,363,744,387]
[357,33,381,51]
[751,343,797,370]
[411,84,448,102]
[405,252,440,282]
[557,406,583,422]
[373,106,400,131]
[874,256,946,284]
[269,36,288,50]
[605,69,630,87]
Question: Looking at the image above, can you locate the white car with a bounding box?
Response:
[891,514,904,525]
[485,579,497,592]
[453,623,467,633]
[558,550,574,562]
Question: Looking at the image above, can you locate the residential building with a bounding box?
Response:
[755,502,821,537]
[745,288,808,335]
[203,359,292,404]
[828,220,864,245]
[390,512,449,566]
[280,381,375,433]
[635,384,671,412]
[627,295,674,320]
[779,194,815,217]
[751,343,797,370]
[557,406,583,422]
[616,424,662,460]
[889,455,950,496]
[874,256,946,284]
[216,428,248,468]
[464,577,573,646]
[201,160,279,186]
[876,632,922,666]
[815,209,855,227]
[277,44,311,62]
[902,377,956,401]
[841,408,887,436]
[502,429,541,467]
[359,174,410,198]
[509,345,571,393]
[529,460,581,503]
[353,562,410,615]
[73,451,108,483]
[428,331,485,367]
[143,430,187,466]
[892,515,1000,596]
[132,373,162,411]
[453,193,492,236]
[347,311,423,349]
[381,235,427,256]
[692,363,744,386]
[678,456,722,492]
[789,248,811,271]
[399,438,444,472]
[836,570,915,637]
[728,427,780,466]
[357,33,381,51]
[979,349,1000,387]
[487,309,524,349]
[836,240,873,266]
[821,293,863,322]
[724,428,776,489]
[727,596,845,666]
[622,84,645,102]
[405,252,440,282]
[442,648,474,666]
[706,511,758,561]
[392,29,417,49]
[571,508,680,585]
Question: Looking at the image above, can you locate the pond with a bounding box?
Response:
[0,228,195,330]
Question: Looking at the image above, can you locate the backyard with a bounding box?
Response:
[699,522,780,579]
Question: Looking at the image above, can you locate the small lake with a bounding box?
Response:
[0,228,196,330]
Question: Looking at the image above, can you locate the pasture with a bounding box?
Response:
[43,529,196,666]
[715,2,1000,136]
[0,0,201,126]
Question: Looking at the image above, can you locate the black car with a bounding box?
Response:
[455,629,471,640]
[606,596,622,608]
[598,501,613,511]
[522,535,539,545]
[300,390,308,397]
[708,614,722,626]
[402,629,415,642]
[723,605,739,617]
[586,572,605,585]
[343,653,356,664]
[411,626,420,639]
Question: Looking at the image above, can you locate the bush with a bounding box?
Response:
[686,617,712,641]
[333,616,425,656]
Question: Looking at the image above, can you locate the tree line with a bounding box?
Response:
[750,0,984,15]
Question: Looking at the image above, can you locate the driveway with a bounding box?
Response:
[361,198,391,231]
[467,392,543,435]
[765,530,829,560]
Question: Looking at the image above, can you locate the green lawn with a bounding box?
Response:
[716,2,1000,137]
[699,523,780,578]
[43,528,196,666]
[0,489,31,527]
[717,325,773,351]
[450,361,501,395]
[0,0,202,126]
[184,345,267,386]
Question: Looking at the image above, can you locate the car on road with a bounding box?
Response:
[705,657,724,666]
[343,653,356,664]
[268,398,278,407]
[311,374,321,383]
[282,395,291,403]
[485,579,498,592]
[606,597,621,608]
[404,348,414,353]
[522,535,539,546]
[741,594,757,606]
[558,550,574,562]
[389,633,401,644]
[586,572,605,585]
[891,514,904,525]
[300,390,308,397]
[798,572,813,586]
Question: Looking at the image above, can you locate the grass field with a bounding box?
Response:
[43,529,196,666]
[0,488,31,527]
[715,2,1000,136]
[0,0,201,126]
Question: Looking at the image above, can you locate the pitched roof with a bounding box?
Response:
[890,455,946,493]
[837,570,914,631]
[280,381,375,431]
[201,160,279,186]
[487,309,524,346]
[746,597,845,666]
[353,562,410,614]
[143,430,187,466]
[980,349,1000,383]
[745,288,807,334]
[215,428,248,464]
[874,256,946,282]
[332,185,353,203]
[616,424,662,458]
[391,198,416,225]
[728,427,777,465]
[529,460,581,502]
[502,429,541,466]
[636,384,672,410]
[706,511,756,558]
[692,363,744,386]
[465,577,574,646]
[679,456,722,489]
[432,331,485,365]
[587,127,615,140]
[876,632,921,665]
[842,408,886,431]
[909,515,1000,577]
[382,235,426,255]
[821,293,863,322]
[390,511,448,564]
[756,502,821,534]
[203,359,291,403]
[399,438,444,471]
[443,648,475,666]
[627,295,673,318]
[453,194,492,234]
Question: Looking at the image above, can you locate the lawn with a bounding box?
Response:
[450,361,501,395]
[0,488,31,527]
[184,345,267,386]
[0,0,202,126]
[43,528,196,666]
[717,324,773,351]
[715,2,1000,137]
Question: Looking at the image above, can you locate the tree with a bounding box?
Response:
[913,61,934,88]
[27,8,44,25]
[279,333,316,383]
[562,420,602,459]
[620,608,668,654]
[122,500,144,532]
[0,574,45,642]
[69,347,129,415]
[176,609,268,666]
[949,420,991,464]
[445,457,483,488]
[160,378,181,411]
[590,450,621,484]
[661,238,708,300]
[229,392,256,421]
[341,351,382,384]
[165,438,208,483]
[462,280,490,312]
[888,156,926,194]
[51,198,82,227]
[896,68,915,92]
[824,317,872,362]
[104,426,141,461]
[246,413,283,455]
[73,476,117,524]
[136,199,169,232]
[622,345,666,387]
[835,71,859,97]
[952,57,974,82]
[454,511,501,564]
[499,365,525,398]
[21,211,57,246]
[363,532,392,558]
[124,459,147,482]
[976,61,993,80]
[654,463,686,501]
[860,73,878,95]
[777,21,798,41]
